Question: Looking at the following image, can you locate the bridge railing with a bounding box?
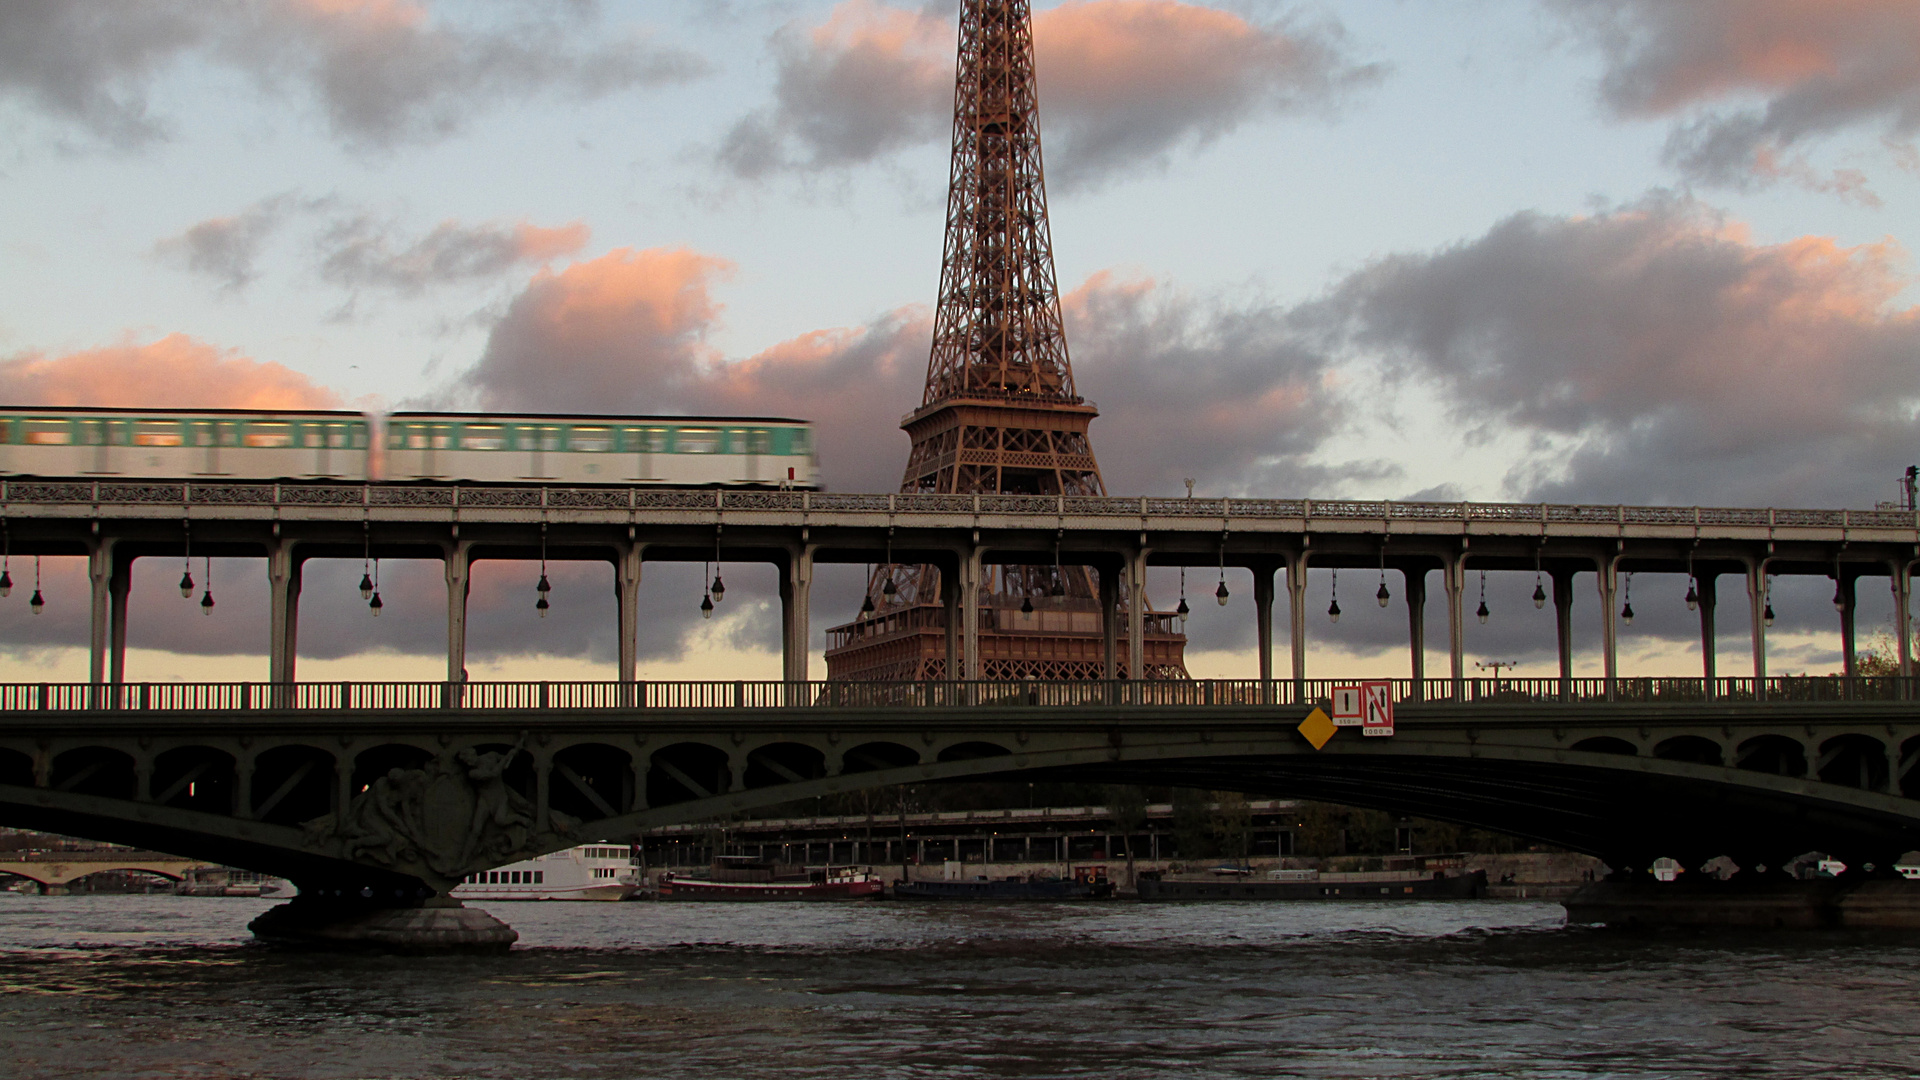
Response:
[0,676,1910,713]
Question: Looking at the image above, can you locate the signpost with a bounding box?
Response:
[1332,681,1395,737]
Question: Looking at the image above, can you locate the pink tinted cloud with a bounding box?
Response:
[719,0,1378,189]
[0,333,342,410]
[1553,0,1920,191]
[459,248,1340,495]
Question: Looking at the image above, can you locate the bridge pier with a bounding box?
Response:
[1747,559,1771,700]
[249,893,516,953]
[1697,573,1717,698]
[269,541,302,689]
[1404,568,1425,701]
[446,541,472,683]
[1551,569,1575,701]
[1287,552,1307,699]
[1598,558,1619,701]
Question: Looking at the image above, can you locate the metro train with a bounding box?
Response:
[0,407,820,487]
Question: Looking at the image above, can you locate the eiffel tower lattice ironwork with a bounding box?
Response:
[824,0,1188,682]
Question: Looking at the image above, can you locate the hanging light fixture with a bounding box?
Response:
[1832,574,1845,613]
[1476,570,1489,624]
[1177,566,1189,623]
[1376,548,1390,607]
[1532,549,1546,609]
[359,519,374,600]
[1,519,13,598]
[1620,572,1634,625]
[1763,575,1775,627]
[709,531,725,603]
[536,525,552,616]
[881,535,897,600]
[1329,569,1341,623]
[368,557,382,617]
[199,554,214,615]
[29,554,44,615]
[1685,580,1699,611]
[179,521,194,598]
[1215,541,1229,606]
[1050,541,1065,598]
[1020,595,1034,615]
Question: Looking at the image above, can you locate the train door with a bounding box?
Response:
[528,425,560,479]
[216,421,239,474]
[746,429,769,484]
[192,421,218,475]
[77,418,109,474]
[425,423,451,477]
[621,427,644,481]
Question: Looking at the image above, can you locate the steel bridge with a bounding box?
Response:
[2,481,1917,697]
[1,676,1917,903]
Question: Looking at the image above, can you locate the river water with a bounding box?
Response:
[1,894,1917,1078]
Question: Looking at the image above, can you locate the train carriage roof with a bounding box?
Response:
[0,406,366,418]
[384,412,811,424]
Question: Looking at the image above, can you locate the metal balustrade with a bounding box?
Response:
[0,676,1911,714]
[3,479,1916,531]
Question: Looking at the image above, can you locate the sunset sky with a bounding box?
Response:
[3,0,1919,684]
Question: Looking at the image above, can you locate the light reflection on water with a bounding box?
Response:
[1,894,1917,1079]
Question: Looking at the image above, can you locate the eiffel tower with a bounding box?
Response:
[824,0,1189,682]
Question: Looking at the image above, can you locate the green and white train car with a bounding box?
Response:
[382,412,818,487]
[0,408,820,488]
[0,407,373,481]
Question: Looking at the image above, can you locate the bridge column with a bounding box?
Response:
[445,541,472,684]
[1099,564,1117,680]
[234,752,255,819]
[1894,560,1913,692]
[617,543,643,684]
[1598,559,1619,702]
[1442,551,1465,701]
[1838,572,1857,681]
[268,541,301,694]
[1126,546,1147,681]
[945,566,962,681]
[962,546,982,681]
[108,548,132,686]
[1286,552,1308,702]
[87,538,117,688]
[1551,569,1575,701]
[1253,564,1275,698]
[1403,567,1426,701]
[780,545,812,684]
[1697,573,1718,700]
[1747,559,1769,701]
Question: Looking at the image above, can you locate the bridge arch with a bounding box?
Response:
[840,741,921,774]
[647,743,731,808]
[1818,735,1890,791]
[742,742,827,790]
[937,741,1013,763]
[1737,735,1807,778]
[0,746,30,788]
[1571,737,1637,756]
[250,744,336,826]
[549,743,632,823]
[351,743,435,795]
[50,747,137,800]
[1654,736,1724,767]
[153,746,237,814]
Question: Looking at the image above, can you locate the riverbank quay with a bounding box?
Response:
[1565,877,1920,929]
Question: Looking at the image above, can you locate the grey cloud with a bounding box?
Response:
[152,195,297,291]
[1549,0,1920,194]
[316,216,589,296]
[717,1,1381,192]
[0,0,707,151]
[1310,194,1920,509]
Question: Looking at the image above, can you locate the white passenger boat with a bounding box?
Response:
[451,845,640,902]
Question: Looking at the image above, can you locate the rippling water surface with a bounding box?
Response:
[2,894,1918,1078]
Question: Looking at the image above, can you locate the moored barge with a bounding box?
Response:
[1137,868,1487,901]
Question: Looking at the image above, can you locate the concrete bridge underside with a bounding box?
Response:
[2,701,1918,902]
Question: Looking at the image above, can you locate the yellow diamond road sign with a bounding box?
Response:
[1297,707,1337,750]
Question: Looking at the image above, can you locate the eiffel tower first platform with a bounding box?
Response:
[824,0,1189,682]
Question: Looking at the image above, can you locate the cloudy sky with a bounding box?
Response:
[3,0,1918,684]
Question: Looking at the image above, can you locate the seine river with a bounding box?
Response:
[2,895,1918,1078]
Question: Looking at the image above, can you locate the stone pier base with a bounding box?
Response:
[1565,878,1920,930]
[249,897,517,953]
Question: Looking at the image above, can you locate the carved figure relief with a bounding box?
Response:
[306,742,576,876]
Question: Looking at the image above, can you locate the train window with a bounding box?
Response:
[538,427,562,451]
[243,423,294,448]
[407,431,430,450]
[570,427,612,452]
[646,428,668,453]
[219,425,239,447]
[304,428,324,448]
[24,420,71,445]
[195,425,216,447]
[790,427,811,454]
[388,427,406,449]
[430,427,451,450]
[461,426,506,450]
[677,428,719,453]
[78,422,105,446]
[133,422,184,447]
[747,429,771,454]
[333,427,352,448]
